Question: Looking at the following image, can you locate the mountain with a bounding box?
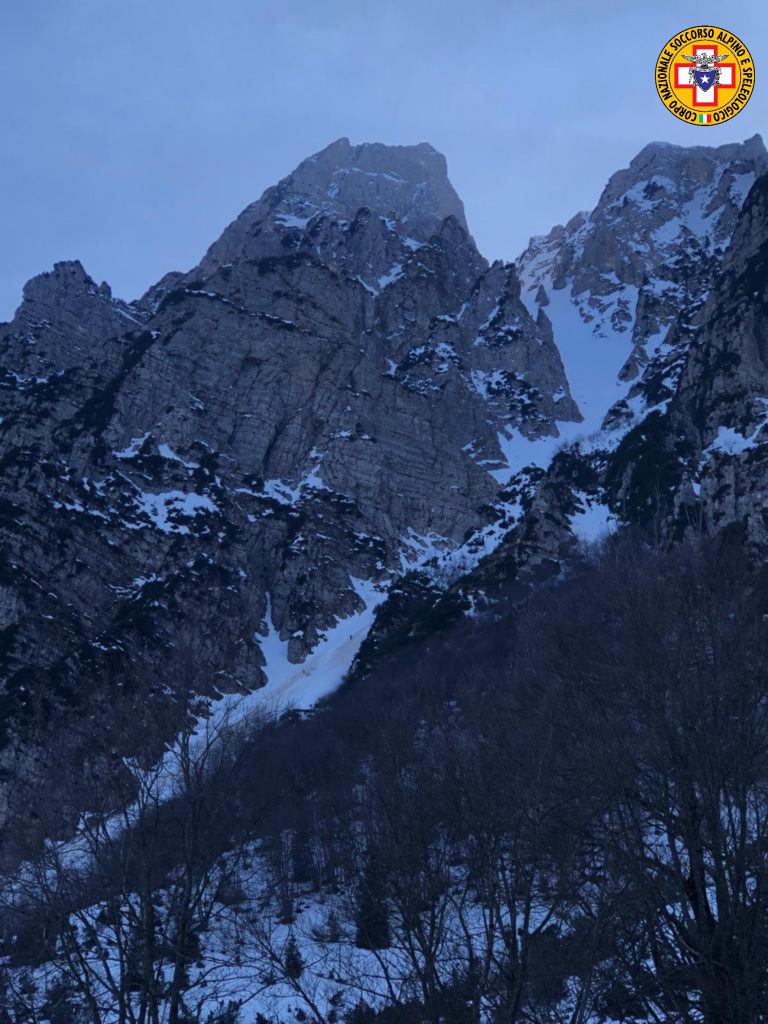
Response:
[6,131,768,1023]
[517,134,767,434]
[0,138,578,824]
[510,133,768,536]
[614,168,768,545]
[351,134,768,671]
[3,133,768,828]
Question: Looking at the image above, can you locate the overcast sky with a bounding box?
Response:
[1,1,766,319]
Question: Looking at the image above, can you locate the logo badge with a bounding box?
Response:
[655,26,754,124]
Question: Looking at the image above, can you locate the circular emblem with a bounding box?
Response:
[655,26,755,124]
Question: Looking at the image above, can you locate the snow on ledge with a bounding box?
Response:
[135,490,217,533]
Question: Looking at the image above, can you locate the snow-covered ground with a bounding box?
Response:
[8,841,585,1024]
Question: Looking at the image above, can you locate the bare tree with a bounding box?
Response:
[2,704,266,1024]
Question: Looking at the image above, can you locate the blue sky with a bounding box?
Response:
[1,0,766,318]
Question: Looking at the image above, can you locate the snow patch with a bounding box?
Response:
[399,529,451,571]
[730,171,756,207]
[527,285,634,436]
[378,262,404,288]
[135,490,218,534]
[275,212,312,229]
[470,368,506,399]
[220,578,388,721]
[570,493,616,542]
[158,443,199,469]
[113,433,150,460]
[261,464,329,506]
[707,423,764,456]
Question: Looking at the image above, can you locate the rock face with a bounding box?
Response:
[610,171,768,546]
[507,135,768,535]
[517,134,768,433]
[0,139,578,819]
[353,134,768,673]
[4,132,768,827]
[197,138,472,277]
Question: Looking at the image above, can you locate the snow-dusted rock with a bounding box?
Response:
[517,134,768,435]
[0,139,578,823]
[5,132,768,829]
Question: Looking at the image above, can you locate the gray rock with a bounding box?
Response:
[0,139,577,825]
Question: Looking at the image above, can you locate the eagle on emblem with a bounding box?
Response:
[681,52,728,91]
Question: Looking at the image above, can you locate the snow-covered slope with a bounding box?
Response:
[518,135,767,440]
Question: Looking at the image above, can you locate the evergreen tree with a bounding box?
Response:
[325,908,342,943]
[354,847,391,950]
[284,932,304,980]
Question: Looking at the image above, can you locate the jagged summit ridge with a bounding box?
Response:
[622,132,765,171]
[596,132,766,220]
[292,137,468,231]
[1,259,144,381]
[519,134,767,304]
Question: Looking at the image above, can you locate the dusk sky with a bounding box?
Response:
[1,1,766,319]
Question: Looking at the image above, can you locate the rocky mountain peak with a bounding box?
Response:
[19,260,106,313]
[15,133,768,842]
[197,138,470,277]
[286,137,468,232]
[2,260,143,380]
[8,125,768,1024]
[520,135,768,304]
[515,135,768,437]
[718,164,768,277]
[0,131,581,810]
[597,133,767,215]
[626,132,765,169]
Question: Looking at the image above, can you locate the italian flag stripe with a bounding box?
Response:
[698,113,712,124]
